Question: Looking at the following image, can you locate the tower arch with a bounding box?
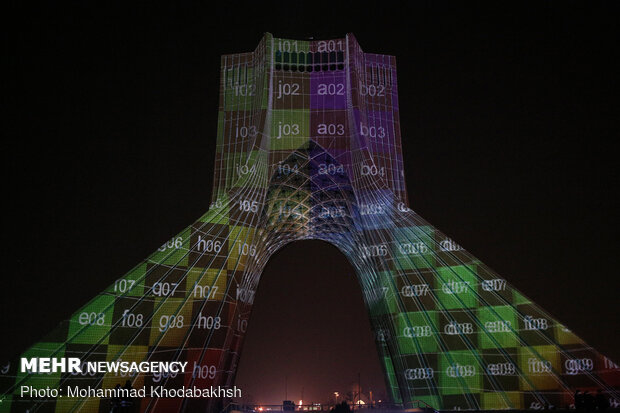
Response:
[233,237,386,406]
[2,33,619,413]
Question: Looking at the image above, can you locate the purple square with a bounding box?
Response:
[310,71,347,109]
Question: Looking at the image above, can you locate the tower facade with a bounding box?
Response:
[2,33,619,412]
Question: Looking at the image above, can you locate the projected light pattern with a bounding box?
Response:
[1,33,619,413]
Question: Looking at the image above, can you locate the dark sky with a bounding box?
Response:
[3,1,619,405]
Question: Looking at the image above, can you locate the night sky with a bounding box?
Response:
[3,2,619,406]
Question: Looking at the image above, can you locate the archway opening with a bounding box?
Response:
[234,240,388,406]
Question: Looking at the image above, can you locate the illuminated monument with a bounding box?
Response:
[2,33,619,412]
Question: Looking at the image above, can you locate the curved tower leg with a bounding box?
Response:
[1,33,618,413]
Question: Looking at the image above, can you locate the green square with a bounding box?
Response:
[148,227,191,266]
[435,265,479,309]
[393,226,435,270]
[231,150,263,188]
[67,295,115,345]
[270,109,309,150]
[382,356,402,403]
[201,193,230,225]
[438,350,482,395]
[223,67,257,111]
[106,263,145,297]
[477,305,518,349]
[396,311,439,354]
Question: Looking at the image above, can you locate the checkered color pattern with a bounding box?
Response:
[1,33,619,413]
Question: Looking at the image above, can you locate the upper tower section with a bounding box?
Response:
[212,33,407,208]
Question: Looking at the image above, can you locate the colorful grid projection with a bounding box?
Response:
[1,33,619,413]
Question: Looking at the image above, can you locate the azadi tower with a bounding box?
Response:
[1,33,618,412]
